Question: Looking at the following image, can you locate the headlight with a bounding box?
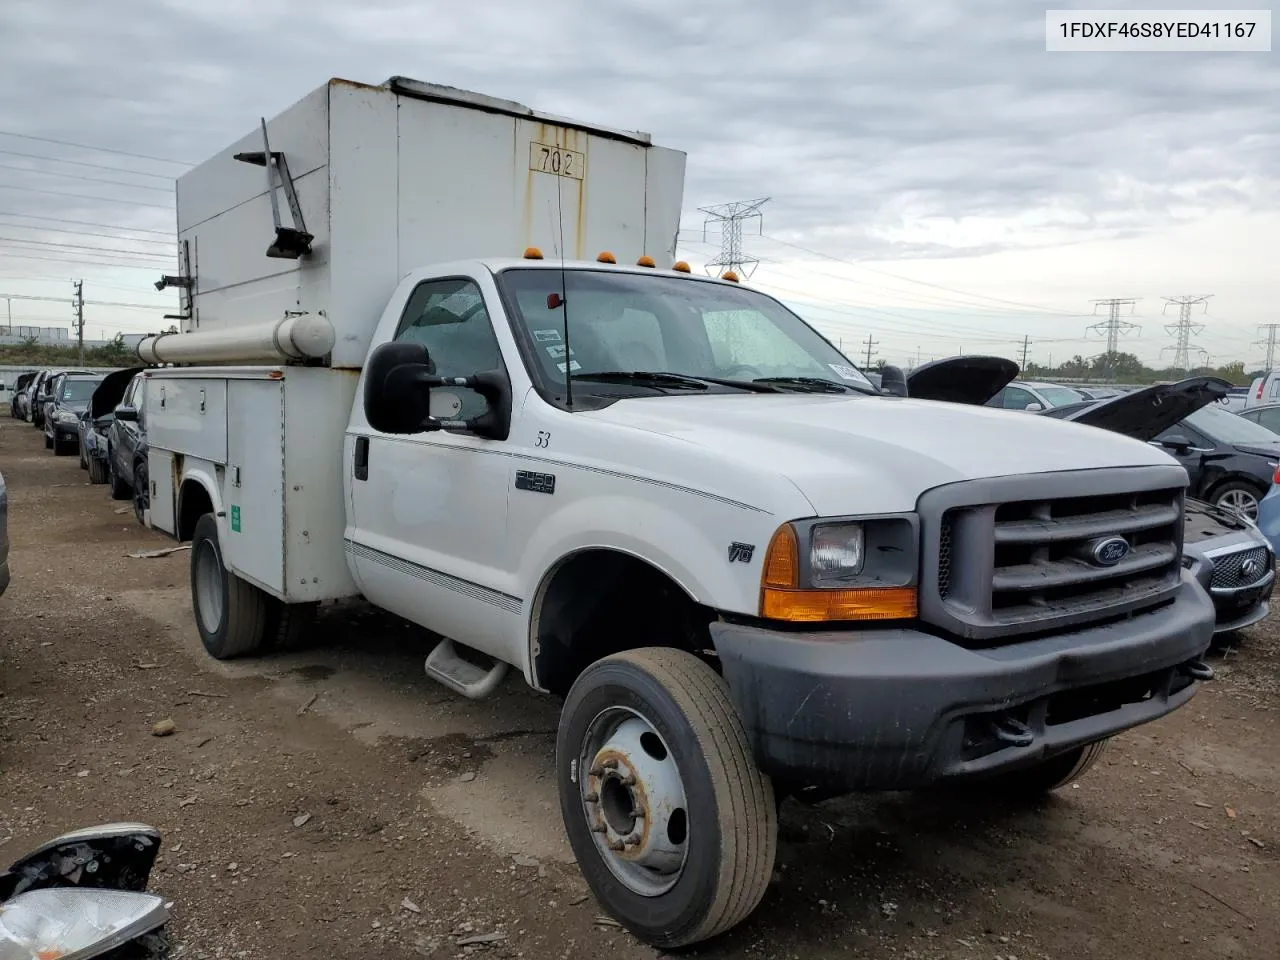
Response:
[0,888,168,960]
[810,522,865,583]
[54,410,77,423]
[760,515,919,622]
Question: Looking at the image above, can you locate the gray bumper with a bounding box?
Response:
[712,574,1216,793]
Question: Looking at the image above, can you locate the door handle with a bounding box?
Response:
[354,436,369,481]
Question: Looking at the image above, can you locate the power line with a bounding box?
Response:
[0,160,175,194]
[758,233,1086,317]
[0,220,175,246]
[0,251,164,271]
[0,290,171,311]
[0,236,174,260]
[1162,295,1212,372]
[1020,334,1032,368]
[0,183,172,210]
[0,130,193,167]
[699,199,769,279]
[0,146,176,181]
[0,210,172,236]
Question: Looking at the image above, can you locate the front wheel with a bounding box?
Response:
[1211,480,1263,521]
[108,452,131,500]
[190,513,269,659]
[557,648,777,949]
[133,459,150,526]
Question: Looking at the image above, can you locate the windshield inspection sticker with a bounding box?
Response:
[557,360,582,373]
[533,329,562,343]
[546,344,574,359]
[828,363,868,382]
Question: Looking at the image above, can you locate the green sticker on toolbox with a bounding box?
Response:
[230,505,241,533]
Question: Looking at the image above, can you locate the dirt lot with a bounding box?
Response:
[1,414,1278,960]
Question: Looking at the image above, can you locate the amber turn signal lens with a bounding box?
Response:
[524,247,544,260]
[720,270,740,283]
[760,586,918,623]
[762,525,799,588]
[596,251,617,263]
[671,260,692,273]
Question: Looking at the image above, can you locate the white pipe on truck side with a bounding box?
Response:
[136,312,335,365]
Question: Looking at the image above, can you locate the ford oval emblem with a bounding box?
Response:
[1091,536,1130,567]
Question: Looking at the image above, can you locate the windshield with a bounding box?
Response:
[61,379,101,403]
[496,268,875,396]
[1184,404,1280,446]
[1036,386,1085,406]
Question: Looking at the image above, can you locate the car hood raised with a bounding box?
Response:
[1050,376,1232,442]
[584,393,1179,515]
[903,355,1018,405]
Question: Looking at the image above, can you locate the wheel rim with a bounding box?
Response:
[194,539,224,634]
[1217,488,1259,520]
[578,707,689,898]
[134,469,149,522]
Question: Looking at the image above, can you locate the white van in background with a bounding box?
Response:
[1245,372,1280,408]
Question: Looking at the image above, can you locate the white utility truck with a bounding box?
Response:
[138,76,1217,948]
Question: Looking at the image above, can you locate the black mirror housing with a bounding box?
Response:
[114,405,139,422]
[1160,434,1192,450]
[364,341,436,434]
[879,365,909,398]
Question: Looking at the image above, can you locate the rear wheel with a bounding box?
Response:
[1211,480,1263,521]
[557,648,777,949]
[190,513,269,659]
[88,455,108,485]
[78,437,88,469]
[133,459,150,525]
[108,452,131,500]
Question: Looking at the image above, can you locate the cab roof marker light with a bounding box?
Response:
[720,270,740,283]
[636,255,656,268]
[523,247,544,260]
[671,261,692,273]
[596,251,617,264]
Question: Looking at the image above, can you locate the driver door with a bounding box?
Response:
[346,276,520,662]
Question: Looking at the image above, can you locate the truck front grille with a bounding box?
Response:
[918,467,1189,645]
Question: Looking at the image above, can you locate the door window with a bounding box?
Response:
[1002,386,1036,409]
[394,279,503,422]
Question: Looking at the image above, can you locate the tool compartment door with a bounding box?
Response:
[221,379,286,597]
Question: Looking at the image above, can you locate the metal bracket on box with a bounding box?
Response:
[233,118,314,260]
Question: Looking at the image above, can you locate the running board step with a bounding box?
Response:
[424,638,508,699]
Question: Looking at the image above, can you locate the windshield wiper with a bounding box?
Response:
[752,376,862,394]
[573,371,779,393]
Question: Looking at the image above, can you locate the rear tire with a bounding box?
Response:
[190,513,269,660]
[133,459,150,526]
[79,438,88,469]
[108,452,131,500]
[1210,480,1264,522]
[557,648,777,949]
[88,456,108,485]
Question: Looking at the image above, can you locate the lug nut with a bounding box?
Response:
[590,822,607,834]
[608,840,625,852]
[624,835,641,848]
[584,791,599,803]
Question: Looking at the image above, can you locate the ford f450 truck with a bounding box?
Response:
[136,77,1217,948]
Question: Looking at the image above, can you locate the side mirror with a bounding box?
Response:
[114,405,139,422]
[364,341,437,434]
[1160,434,1191,453]
[1024,402,1044,412]
[363,340,512,440]
[879,365,908,398]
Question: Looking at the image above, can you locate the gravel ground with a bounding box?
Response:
[1,414,1277,960]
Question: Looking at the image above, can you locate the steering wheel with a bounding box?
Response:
[722,364,765,379]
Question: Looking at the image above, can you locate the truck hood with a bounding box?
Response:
[584,393,1178,515]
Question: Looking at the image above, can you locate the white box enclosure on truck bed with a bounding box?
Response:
[145,77,686,607]
[169,76,687,369]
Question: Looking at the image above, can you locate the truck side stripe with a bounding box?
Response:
[344,538,523,614]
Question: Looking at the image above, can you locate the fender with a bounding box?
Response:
[175,458,225,543]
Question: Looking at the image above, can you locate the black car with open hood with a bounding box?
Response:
[902,355,1019,406]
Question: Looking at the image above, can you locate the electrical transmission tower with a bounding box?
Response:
[1087,299,1140,378]
[72,280,85,365]
[1256,323,1280,370]
[1161,295,1212,372]
[699,198,769,278]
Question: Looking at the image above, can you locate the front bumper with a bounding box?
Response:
[712,575,1216,793]
[51,421,79,441]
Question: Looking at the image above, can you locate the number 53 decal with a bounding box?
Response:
[534,430,551,448]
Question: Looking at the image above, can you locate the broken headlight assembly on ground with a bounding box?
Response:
[0,823,169,960]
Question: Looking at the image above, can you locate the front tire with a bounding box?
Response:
[133,459,150,525]
[1210,480,1263,521]
[557,648,777,949]
[108,452,131,500]
[190,513,269,660]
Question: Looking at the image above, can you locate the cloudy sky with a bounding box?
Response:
[0,0,1275,369]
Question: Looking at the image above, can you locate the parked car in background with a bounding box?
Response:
[1219,386,1251,413]
[1256,471,1280,556]
[28,368,91,430]
[9,372,36,418]
[984,380,1085,411]
[43,371,106,455]
[0,467,9,598]
[79,366,141,485]
[1074,386,1123,401]
[1245,370,1280,408]
[1045,382,1280,520]
[1234,401,1280,436]
[1182,497,1275,636]
[106,371,148,520]
[26,369,52,427]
